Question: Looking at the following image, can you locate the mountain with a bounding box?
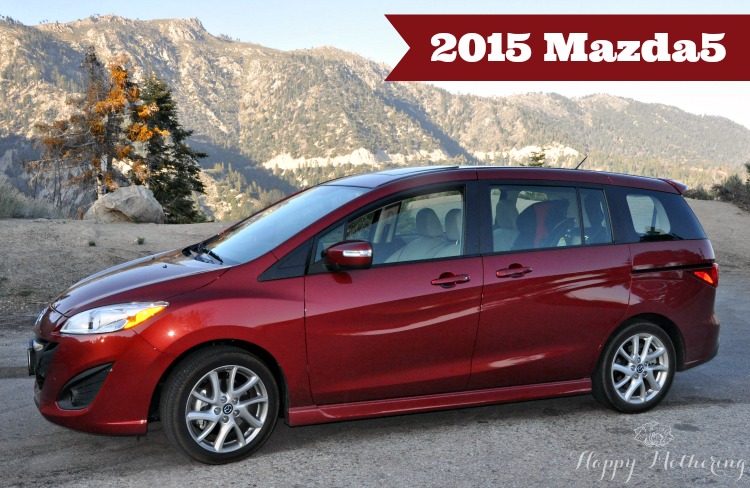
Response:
[1,14,749,219]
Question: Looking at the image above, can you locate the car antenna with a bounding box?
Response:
[574,155,588,170]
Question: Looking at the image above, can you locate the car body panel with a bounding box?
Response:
[626,239,719,367]
[33,320,175,435]
[51,250,226,317]
[305,256,483,404]
[288,378,591,426]
[133,253,313,407]
[471,244,632,389]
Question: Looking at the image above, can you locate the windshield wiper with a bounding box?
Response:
[203,249,223,264]
[190,242,224,264]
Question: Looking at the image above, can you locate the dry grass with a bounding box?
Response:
[0,178,59,219]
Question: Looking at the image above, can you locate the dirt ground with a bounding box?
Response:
[0,198,748,339]
[0,219,229,337]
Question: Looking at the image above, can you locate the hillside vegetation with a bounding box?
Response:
[1,15,749,219]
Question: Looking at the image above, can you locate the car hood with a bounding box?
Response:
[51,249,228,316]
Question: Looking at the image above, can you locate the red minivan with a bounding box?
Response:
[29,167,719,463]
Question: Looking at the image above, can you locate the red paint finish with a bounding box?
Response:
[627,240,719,368]
[34,325,175,435]
[305,257,483,405]
[288,379,591,426]
[136,258,312,407]
[471,245,631,389]
[323,240,373,270]
[51,250,225,316]
[35,253,312,430]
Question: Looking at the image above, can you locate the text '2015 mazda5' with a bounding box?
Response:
[29,166,719,463]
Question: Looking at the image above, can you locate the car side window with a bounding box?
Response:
[313,189,465,267]
[608,187,706,243]
[580,189,613,245]
[490,185,581,252]
[626,194,671,237]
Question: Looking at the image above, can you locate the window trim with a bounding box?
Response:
[479,180,615,256]
[605,186,706,244]
[579,187,615,247]
[306,181,480,274]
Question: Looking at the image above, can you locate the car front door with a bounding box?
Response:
[305,184,483,405]
[470,183,631,390]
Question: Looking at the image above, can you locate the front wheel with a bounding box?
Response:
[160,346,279,464]
[593,322,676,413]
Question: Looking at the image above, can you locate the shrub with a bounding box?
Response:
[712,163,750,212]
[683,186,713,200]
[0,178,59,218]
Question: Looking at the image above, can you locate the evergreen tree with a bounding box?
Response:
[33,47,111,205]
[33,48,145,205]
[135,74,206,223]
[98,54,143,188]
[527,150,546,167]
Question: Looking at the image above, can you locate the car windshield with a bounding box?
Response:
[201,185,368,265]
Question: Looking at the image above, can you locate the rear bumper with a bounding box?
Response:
[682,329,719,371]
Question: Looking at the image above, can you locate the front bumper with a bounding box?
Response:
[29,328,175,435]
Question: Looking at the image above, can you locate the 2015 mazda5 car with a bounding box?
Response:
[28,166,719,463]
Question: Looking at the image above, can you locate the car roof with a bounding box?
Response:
[325,166,680,193]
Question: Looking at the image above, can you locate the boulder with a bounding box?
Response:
[84,186,165,224]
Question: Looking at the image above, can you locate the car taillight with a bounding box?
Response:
[692,263,719,287]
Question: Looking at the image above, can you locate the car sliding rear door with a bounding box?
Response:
[470,183,631,389]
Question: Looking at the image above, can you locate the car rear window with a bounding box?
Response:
[608,187,706,243]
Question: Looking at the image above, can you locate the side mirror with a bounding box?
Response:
[323,241,373,271]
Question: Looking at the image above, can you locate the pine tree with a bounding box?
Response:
[97,54,143,188]
[33,46,111,205]
[33,48,145,206]
[135,73,206,223]
[527,150,546,167]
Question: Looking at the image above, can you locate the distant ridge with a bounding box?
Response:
[1,14,748,214]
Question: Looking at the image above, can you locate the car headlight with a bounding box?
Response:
[60,302,168,335]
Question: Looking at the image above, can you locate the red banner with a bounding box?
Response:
[386,15,750,81]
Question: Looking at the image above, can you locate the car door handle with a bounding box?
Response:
[496,265,533,278]
[431,273,470,288]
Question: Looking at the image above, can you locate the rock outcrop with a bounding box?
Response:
[84,186,165,224]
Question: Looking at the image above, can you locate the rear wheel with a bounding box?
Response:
[593,322,676,413]
[160,346,279,464]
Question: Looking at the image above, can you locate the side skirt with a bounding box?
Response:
[287,378,591,426]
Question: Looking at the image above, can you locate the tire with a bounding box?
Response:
[592,321,676,413]
[160,346,279,464]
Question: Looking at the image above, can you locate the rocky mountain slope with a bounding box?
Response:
[1,14,749,217]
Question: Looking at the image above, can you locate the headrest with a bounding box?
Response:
[444,208,463,242]
[584,194,604,225]
[416,208,443,237]
[495,199,519,229]
[515,200,569,247]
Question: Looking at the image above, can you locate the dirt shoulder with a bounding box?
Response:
[686,198,750,273]
[0,219,228,337]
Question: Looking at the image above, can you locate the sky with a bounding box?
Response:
[2,0,749,129]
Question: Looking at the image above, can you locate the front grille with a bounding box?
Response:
[57,363,113,410]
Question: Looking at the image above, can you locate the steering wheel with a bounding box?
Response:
[543,218,578,247]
